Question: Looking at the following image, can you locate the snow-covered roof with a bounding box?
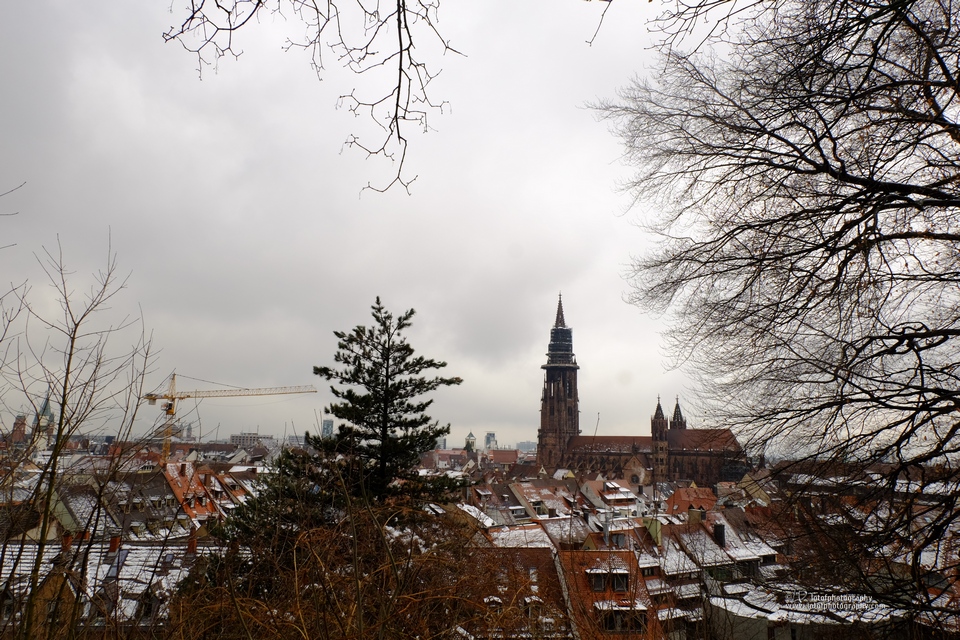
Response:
[659,537,699,576]
[487,524,554,548]
[457,503,495,528]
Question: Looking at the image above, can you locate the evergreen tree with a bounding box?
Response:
[313,297,462,501]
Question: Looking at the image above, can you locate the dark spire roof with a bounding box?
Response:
[672,397,685,424]
[544,294,577,367]
[654,397,665,420]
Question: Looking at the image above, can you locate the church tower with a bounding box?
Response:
[537,295,580,469]
[652,398,669,482]
[670,397,687,430]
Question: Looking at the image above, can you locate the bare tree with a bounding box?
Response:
[598,0,960,624]
[0,242,154,639]
[164,0,461,193]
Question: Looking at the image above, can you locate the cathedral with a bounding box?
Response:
[536,296,746,487]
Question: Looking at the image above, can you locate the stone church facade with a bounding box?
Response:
[536,296,746,486]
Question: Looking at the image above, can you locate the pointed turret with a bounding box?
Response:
[554,294,566,328]
[654,397,666,421]
[545,295,576,366]
[670,397,687,430]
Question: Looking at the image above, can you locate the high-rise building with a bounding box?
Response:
[484,432,497,451]
[321,419,334,439]
[230,431,268,449]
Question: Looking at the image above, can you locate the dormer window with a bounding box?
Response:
[524,595,543,618]
[587,569,607,592]
[612,570,629,592]
[0,588,15,621]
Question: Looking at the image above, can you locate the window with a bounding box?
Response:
[589,571,606,592]
[525,596,542,618]
[641,566,656,577]
[0,589,14,621]
[611,533,626,549]
[46,600,61,626]
[136,591,155,623]
[602,611,643,632]
[611,572,629,592]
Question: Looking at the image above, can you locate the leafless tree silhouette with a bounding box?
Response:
[0,242,155,639]
[164,0,461,193]
[599,0,960,623]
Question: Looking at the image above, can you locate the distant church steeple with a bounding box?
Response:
[670,397,687,430]
[652,396,669,482]
[537,295,580,469]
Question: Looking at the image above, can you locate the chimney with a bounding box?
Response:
[62,533,74,551]
[714,522,726,547]
[603,509,611,547]
[108,535,121,554]
[688,507,701,524]
[180,463,187,476]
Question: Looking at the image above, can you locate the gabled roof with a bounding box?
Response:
[675,526,731,567]
[666,487,717,514]
[558,550,654,636]
[459,547,572,637]
[666,429,741,452]
[565,435,654,455]
[486,523,554,548]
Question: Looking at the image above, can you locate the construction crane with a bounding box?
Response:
[144,373,317,460]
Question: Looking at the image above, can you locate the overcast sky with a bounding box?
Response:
[0,0,693,448]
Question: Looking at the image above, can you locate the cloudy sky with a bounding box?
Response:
[0,0,693,448]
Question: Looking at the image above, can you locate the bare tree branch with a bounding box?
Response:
[164,0,461,193]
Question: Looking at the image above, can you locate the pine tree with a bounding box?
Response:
[313,297,462,501]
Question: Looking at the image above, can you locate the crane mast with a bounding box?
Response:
[145,374,317,460]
